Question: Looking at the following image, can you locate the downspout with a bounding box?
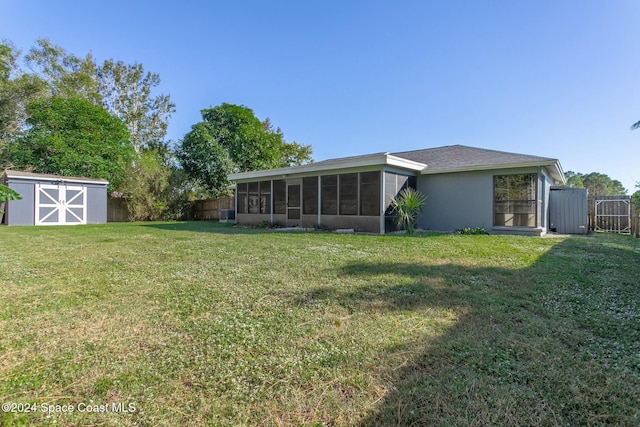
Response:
[270,180,274,223]
[379,170,385,235]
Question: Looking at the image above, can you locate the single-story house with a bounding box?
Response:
[228,145,566,236]
[1,170,108,226]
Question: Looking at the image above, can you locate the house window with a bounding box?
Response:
[360,171,380,216]
[321,175,338,215]
[339,173,358,215]
[259,181,271,214]
[303,176,318,215]
[273,180,286,214]
[237,183,248,214]
[494,174,537,227]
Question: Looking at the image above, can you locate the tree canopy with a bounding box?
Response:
[0,38,181,218]
[6,97,134,190]
[0,41,48,148]
[97,59,175,153]
[178,103,312,195]
[22,38,175,152]
[564,171,627,196]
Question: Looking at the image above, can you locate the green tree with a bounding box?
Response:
[178,103,312,195]
[0,41,48,151]
[22,39,175,156]
[6,97,134,191]
[120,149,170,220]
[14,38,179,217]
[566,172,626,196]
[97,60,175,154]
[262,118,313,167]
[564,171,585,189]
[199,103,282,172]
[25,38,100,103]
[178,121,234,197]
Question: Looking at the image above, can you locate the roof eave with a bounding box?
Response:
[228,153,426,181]
[3,170,109,185]
[547,161,566,185]
[419,160,565,183]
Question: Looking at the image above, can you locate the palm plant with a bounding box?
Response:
[631,120,640,130]
[391,187,427,234]
[0,183,21,216]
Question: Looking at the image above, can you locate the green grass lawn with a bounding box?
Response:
[1,222,638,426]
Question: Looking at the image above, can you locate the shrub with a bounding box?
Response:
[457,227,489,235]
[391,187,428,234]
[258,220,278,229]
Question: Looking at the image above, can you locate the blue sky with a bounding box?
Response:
[2,0,639,192]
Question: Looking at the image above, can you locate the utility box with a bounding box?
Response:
[549,187,588,234]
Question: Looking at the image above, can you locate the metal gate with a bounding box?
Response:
[594,197,631,234]
[35,184,87,225]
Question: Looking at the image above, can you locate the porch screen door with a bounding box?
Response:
[287,184,301,224]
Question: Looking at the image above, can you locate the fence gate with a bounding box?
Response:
[594,197,631,234]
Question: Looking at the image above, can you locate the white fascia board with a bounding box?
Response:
[419,160,563,179]
[385,154,428,171]
[6,173,108,185]
[548,161,566,185]
[229,153,427,181]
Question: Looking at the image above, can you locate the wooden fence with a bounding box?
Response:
[108,196,235,222]
[588,196,639,237]
[191,197,235,221]
[107,197,130,222]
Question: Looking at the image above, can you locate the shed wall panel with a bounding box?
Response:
[5,181,35,225]
[86,185,107,224]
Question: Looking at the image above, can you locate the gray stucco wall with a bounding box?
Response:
[416,166,548,234]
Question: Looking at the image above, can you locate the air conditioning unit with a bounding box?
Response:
[219,209,236,221]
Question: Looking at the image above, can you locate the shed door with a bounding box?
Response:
[35,184,87,225]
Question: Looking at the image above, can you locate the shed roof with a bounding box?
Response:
[3,170,109,185]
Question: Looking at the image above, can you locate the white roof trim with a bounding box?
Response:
[419,160,565,183]
[229,153,426,181]
[549,161,566,185]
[3,170,109,185]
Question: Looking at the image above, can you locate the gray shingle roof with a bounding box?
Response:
[391,144,558,172]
